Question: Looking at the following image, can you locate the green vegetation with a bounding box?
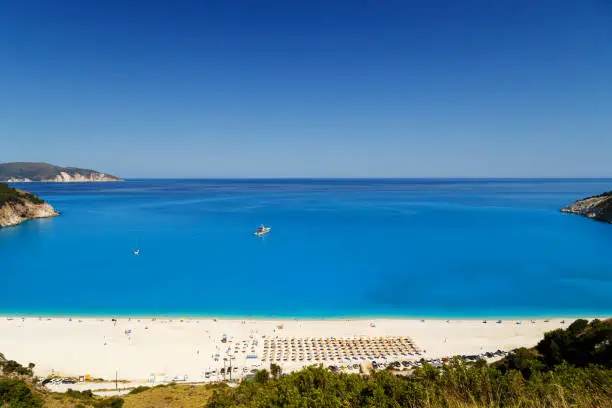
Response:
[0,353,42,407]
[536,318,611,369]
[0,182,24,205]
[206,363,611,407]
[0,378,43,408]
[270,363,282,380]
[127,386,149,395]
[207,319,611,408]
[0,353,35,377]
[63,389,124,407]
[1,350,125,408]
[0,182,45,206]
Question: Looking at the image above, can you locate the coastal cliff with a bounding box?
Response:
[561,191,612,223]
[0,183,58,228]
[0,162,122,182]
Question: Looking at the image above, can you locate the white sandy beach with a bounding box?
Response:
[0,316,592,387]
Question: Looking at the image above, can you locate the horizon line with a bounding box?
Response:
[117,176,612,180]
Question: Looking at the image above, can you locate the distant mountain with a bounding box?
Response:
[561,191,612,223]
[0,182,58,227]
[0,162,122,182]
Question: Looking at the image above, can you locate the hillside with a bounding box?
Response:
[0,182,58,227]
[0,162,122,182]
[562,191,612,223]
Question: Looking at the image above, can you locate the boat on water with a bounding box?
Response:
[134,236,140,255]
[254,224,271,236]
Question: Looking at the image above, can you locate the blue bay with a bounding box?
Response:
[2,179,611,318]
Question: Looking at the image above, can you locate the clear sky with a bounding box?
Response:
[1,0,611,178]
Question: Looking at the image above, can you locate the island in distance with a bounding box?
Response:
[0,182,58,227]
[562,191,612,223]
[0,162,122,182]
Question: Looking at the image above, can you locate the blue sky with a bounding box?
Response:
[1,0,611,178]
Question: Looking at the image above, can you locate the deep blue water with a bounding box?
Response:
[1,179,611,318]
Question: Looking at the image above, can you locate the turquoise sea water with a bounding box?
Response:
[1,179,611,318]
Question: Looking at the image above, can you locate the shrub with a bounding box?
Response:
[0,378,42,408]
[0,183,45,206]
[128,385,150,394]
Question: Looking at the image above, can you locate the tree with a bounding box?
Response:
[537,329,568,368]
[536,318,612,368]
[496,347,544,379]
[270,363,282,380]
[254,369,269,384]
[568,319,589,335]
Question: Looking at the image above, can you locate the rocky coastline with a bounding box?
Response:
[561,191,612,223]
[0,184,59,228]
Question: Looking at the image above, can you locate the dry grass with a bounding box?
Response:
[37,391,94,408]
[123,383,220,408]
[34,383,219,407]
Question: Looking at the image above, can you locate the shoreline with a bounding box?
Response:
[1,312,609,320]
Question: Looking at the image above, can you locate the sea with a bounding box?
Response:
[1,179,611,318]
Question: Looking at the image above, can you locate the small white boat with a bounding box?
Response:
[253,224,271,236]
[133,249,140,255]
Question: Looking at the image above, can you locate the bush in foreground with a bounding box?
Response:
[0,378,42,408]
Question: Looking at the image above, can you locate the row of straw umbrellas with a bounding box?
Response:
[262,336,421,362]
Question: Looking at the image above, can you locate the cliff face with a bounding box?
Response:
[0,200,58,228]
[0,184,59,228]
[561,192,612,223]
[0,162,122,182]
[6,171,119,183]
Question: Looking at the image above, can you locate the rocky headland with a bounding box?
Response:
[0,162,122,182]
[561,191,612,223]
[0,183,58,228]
